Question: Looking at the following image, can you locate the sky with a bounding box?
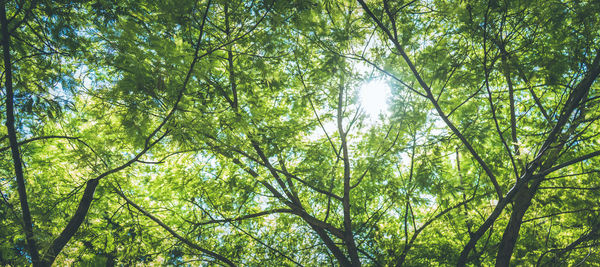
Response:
[359,78,390,119]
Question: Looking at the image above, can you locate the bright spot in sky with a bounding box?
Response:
[359,79,390,118]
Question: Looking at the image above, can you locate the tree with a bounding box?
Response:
[1,0,599,266]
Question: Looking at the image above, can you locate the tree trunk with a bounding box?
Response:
[495,183,536,266]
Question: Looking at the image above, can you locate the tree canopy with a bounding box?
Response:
[1,0,600,266]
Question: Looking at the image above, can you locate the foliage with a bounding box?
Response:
[1,0,600,266]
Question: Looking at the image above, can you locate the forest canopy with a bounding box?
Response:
[1,0,600,266]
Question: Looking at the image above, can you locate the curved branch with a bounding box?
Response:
[357,0,503,199]
[113,186,236,267]
[395,193,481,266]
[539,150,600,177]
[536,225,599,266]
[195,208,293,226]
[40,0,217,263]
[0,135,85,153]
[42,130,170,265]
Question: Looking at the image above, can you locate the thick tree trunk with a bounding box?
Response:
[495,185,535,266]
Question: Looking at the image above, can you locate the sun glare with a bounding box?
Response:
[359,79,390,118]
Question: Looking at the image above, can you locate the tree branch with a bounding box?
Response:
[195,208,293,226]
[337,77,361,266]
[0,3,41,264]
[42,130,170,265]
[0,135,85,153]
[40,0,217,263]
[113,185,236,267]
[357,0,503,199]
